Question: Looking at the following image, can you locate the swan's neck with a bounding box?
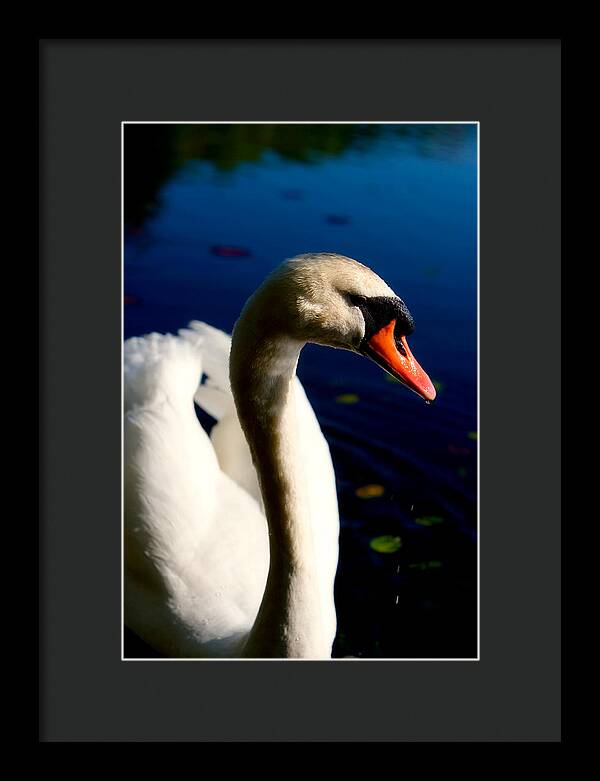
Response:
[230,320,330,658]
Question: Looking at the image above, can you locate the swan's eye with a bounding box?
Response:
[347,293,366,307]
[346,294,415,342]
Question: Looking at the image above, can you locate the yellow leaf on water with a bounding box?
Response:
[335,393,359,404]
[355,484,385,499]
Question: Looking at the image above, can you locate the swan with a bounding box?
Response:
[124,252,436,659]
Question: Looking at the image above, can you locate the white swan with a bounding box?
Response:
[124,253,436,659]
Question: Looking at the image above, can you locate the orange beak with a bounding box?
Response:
[364,319,436,402]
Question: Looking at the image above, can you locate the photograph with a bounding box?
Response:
[123,121,479,660]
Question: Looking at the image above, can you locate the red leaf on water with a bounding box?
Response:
[448,444,470,455]
[211,245,252,258]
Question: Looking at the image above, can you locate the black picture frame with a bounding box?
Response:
[39,38,561,742]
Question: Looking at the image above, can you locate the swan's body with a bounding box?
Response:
[124,253,435,658]
[124,322,338,657]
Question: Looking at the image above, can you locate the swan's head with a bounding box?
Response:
[239,253,436,402]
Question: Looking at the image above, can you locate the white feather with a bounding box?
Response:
[124,322,337,657]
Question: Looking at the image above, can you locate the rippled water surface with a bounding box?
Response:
[124,124,478,658]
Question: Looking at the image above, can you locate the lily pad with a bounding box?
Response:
[335,393,359,404]
[415,515,444,526]
[409,560,442,570]
[355,484,385,499]
[369,535,402,553]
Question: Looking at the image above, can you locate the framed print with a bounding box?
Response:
[39,38,561,742]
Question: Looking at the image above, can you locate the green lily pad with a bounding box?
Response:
[369,535,402,553]
[415,515,444,526]
[335,393,359,404]
[409,560,442,570]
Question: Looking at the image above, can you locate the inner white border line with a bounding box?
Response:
[121,120,480,662]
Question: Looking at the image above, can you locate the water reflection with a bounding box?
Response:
[125,123,473,229]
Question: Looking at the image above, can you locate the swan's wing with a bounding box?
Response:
[179,320,232,421]
[124,330,268,658]
[124,331,205,415]
[124,330,219,574]
[179,321,263,506]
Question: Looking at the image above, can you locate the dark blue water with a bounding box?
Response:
[124,124,478,658]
